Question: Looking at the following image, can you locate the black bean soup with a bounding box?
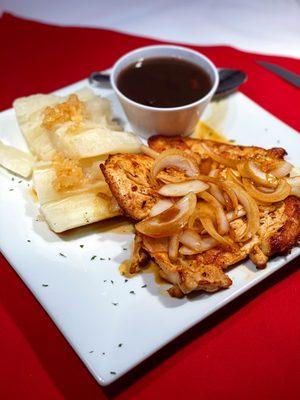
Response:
[117,57,212,108]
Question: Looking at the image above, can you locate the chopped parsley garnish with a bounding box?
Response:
[9,188,14,191]
[90,255,97,260]
[112,302,118,306]
[103,280,107,282]
[42,284,48,287]
[11,177,14,181]
[110,371,116,375]
[108,257,111,261]
[89,350,94,353]
[123,248,127,251]
[118,343,123,347]
[59,253,66,257]
[102,352,106,355]
[129,290,135,295]
[111,280,114,284]
[80,244,84,248]
[18,180,22,183]
[27,239,31,243]
[99,257,105,260]
[141,284,147,288]
[124,279,128,283]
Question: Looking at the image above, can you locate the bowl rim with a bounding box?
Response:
[110,44,219,112]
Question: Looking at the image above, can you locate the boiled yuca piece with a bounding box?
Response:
[33,165,110,205]
[13,94,60,160]
[13,88,122,160]
[0,140,34,177]
[41,191,120,233]
[51,125,141,158]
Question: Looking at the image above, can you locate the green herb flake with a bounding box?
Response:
[11,177,15,181]
[99,257,105,260]
[90,255,97,261]
[103,280,107,282]
[42,284,48,287]
[129,290,135,295]
[18,180,22,183]
[102,352,106,355]
[9,189,14,191]
[89,350,94,353]
[27,239,31,243]
[229,139,236,143]
[111,280,114,284]
[124,279,128,283]
[141,284,147,288]
[108,257,111,261]
[110,371,116,375]
[123,248,127,251]
[79,244,84,248]
[59,253,66,257]
[118,343,123,347]
[112,302,118,306]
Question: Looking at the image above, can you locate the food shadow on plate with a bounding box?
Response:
[58,216,134,242]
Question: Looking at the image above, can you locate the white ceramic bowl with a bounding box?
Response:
[111,45,219,139]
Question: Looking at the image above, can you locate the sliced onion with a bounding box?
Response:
[243,178,291,202]
[188,209,203,232]
[199,214,233,247]
[169,234,179,260]
[256,186,276,193]
[208,168,219,178]
[226,206,246,222]
[152,149,199,180]
[229,182,260,238]
[142,236,169,253]
[208,183,226,205]
[271,160,293,178]
[201,143,240,168]
[179,246,201,255]
[158,180,208,197]
[149,199,173,217]
[197,175,239,211]
[287,176,300,197]
[221,182,239,211]
[198,191,229,234]
[179,243,216,255]
[237,160,278,188]
[140,144,159,159]
[136,192,197,238]
[179,229,218,253]
[226,168,243,187]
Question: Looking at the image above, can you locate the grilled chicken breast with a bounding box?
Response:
[101,137,300,296]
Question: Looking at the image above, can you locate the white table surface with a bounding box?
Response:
[1,0,300,59]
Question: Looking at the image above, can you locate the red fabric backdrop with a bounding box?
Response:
[0,13,299,400]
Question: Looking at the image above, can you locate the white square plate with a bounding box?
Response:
[0,79,299,385]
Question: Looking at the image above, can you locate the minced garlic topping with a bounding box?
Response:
[42,94,88,132]
[52,153,85,191]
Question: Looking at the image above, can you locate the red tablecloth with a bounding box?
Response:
[0,13,299,400]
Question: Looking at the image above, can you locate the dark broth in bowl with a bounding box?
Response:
[117,57,212,108]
